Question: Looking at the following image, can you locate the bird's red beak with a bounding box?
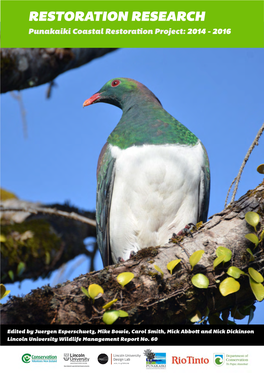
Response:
[83,92,101,107]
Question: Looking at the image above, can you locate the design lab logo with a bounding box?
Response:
[214,354,225,366]
[22,354,31,363]
[98,353,109,364]
[143,349,166,369]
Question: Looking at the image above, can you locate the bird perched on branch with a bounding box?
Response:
[83,78,210,266]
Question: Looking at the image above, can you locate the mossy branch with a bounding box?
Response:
[0,199,96,283]
[1,182,264,325]
[0,205,96,227]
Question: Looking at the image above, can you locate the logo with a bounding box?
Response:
[63,353,70,361]
[22,353,57,363]
[143,349,166,369]
[111,353,141,365]
[214,354,225,366]
[98,353,108,364]
[172,356,209,364]
[22,354,31,363]
[63,353,90,367]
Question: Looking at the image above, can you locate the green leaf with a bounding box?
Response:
[260,230,264,243]
[102,299,118,310]
[245,233,259,248]
[213,255,226,269]
[88,284,104,300]
[227,266,246,279]
[231,304,255,323]
[17,262,26,276]
[231,307,246,320]
[0,284,10,300]
[246,248,255,261]
[0,284,10,299]
[116,272,134,287]
[199,306,210,322]
[0,234,6,242]
[191,273,209,289]
[248,267,264,283]
[248,306,255,324]
[189,250,204,270]
[8,270,14,281]
[219,278,240,296]
[81,286,89,297]
[102,310,120,325]
[190,308,210,324]
[190,310,202,323]
[0,284,6,299]
[0,284,7,299]
[167,259,181,274]
[118,310,129,317]
[216,247,232,263]
[2,290,10,300]
[257,164,264,174]
[45,252,50,265]
[249,277,264,302]
[245,212,260,232]
[153,265,164,277]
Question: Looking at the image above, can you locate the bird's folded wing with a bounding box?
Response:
[198,146,210,223]
[96,145,116,266]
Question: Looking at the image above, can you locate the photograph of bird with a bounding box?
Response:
[83,77,210,266]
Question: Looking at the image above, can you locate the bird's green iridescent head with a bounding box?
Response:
[83,77,162,111]
[83,77,199,148]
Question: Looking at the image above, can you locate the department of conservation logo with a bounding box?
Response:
[143,349,166,369]
[22,353,57,363]
[214,353,225,366]
[98,353,109,364]
[22,354,31,363]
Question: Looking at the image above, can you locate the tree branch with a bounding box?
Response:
[0,205,96,227]
[0,199,96,283]
[1,182,263,325]
[1,48,118,93]
[225,122,264,206]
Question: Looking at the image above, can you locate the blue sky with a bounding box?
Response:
[1,48,264,324]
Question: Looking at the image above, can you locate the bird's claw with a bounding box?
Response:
[117,257,125,263]
[176,223,196,236]
[129,251,136,259]
[169,223,196,243]
[117,251,136,263]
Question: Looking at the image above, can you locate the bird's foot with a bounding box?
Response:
[169,223,196,243]
[169,221,204,243]
[129,251,136,259]
[117,251,136,264]
[176,223,196,236]
[117,257,125,263]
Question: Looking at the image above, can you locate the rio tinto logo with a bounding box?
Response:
[172,356,209,364]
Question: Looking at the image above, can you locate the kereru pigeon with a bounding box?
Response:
[83,78,210,266]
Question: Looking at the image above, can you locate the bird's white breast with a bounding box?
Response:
[109,142,205,263]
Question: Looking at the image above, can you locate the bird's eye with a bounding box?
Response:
[111,80,120,87]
